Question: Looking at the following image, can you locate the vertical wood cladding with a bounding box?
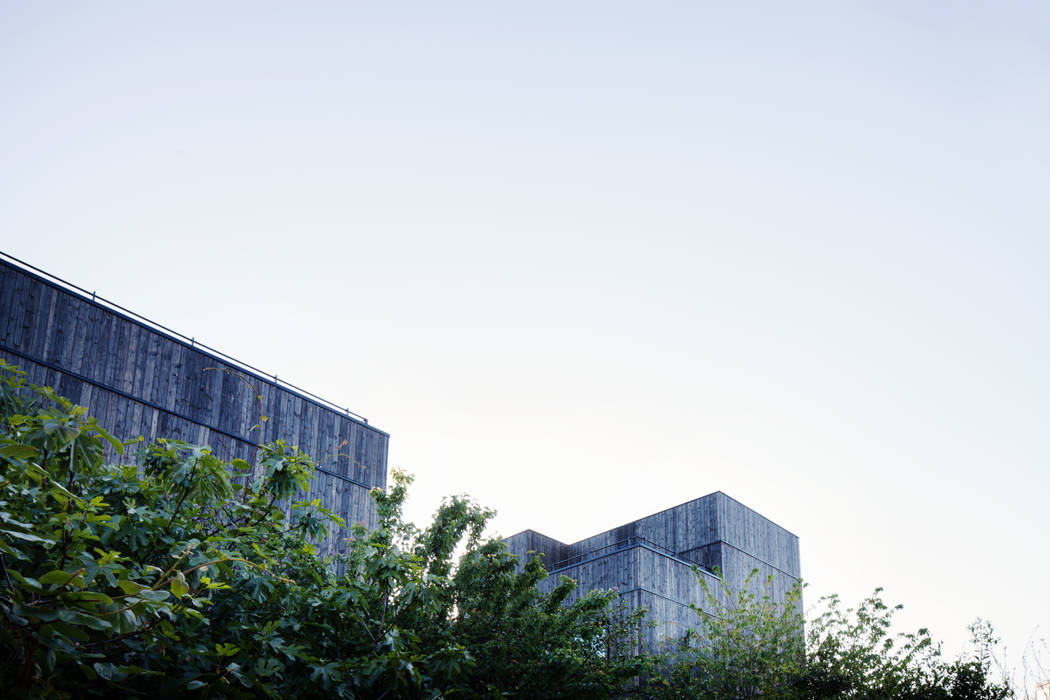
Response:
[505,492,800,651]
[0,259,388,552]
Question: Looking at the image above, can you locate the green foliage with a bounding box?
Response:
[450,540,650,698]
[654,570,805,698]
[0,360,646,698]
[649,567,1013,699]
[0,358,1018,698]
[799,595,1013,699]
[0,360,340,696]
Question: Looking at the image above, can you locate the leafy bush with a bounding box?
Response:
[0,360,645,698]
[648,569,1013,699]
[653,570,805,698]
[0,358,1019,698]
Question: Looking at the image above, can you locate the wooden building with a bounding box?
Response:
[0,253,388,554]
[504,492,801,651]
[2,251,800,650]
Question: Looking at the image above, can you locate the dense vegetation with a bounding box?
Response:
[0,360,1022,698]
[0,360,644,698]
[652,573,1013,699]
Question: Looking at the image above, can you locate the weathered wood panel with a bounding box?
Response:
[517,542,728,652]
[716,492,801,577]
[503,529,570,570]
[0,258,388,537]
[504,490,801,648]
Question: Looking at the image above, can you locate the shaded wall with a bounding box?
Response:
[505,492,801,650]
[0,257,388,552]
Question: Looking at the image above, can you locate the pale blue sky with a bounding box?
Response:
[2,0,1048,675]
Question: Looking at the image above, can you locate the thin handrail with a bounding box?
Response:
[1,250,373,426]
[549,535,683,571]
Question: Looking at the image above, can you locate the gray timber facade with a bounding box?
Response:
[504,492,801,652]
[0,254,388,553]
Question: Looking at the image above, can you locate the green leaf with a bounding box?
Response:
[113,608,138,634]
[139,588,170,602]
[215,642,240,657]
[94,425,124,455]
[0,515,35,530]
[0,444,38,459]
[93,662,127,682]
[40,569,77,586]
[118,579,146,595]
[58,609,112,630]
[7,570,42,591]
[1,529,53,544]
[171,571,190,598]
[64,591,114,605]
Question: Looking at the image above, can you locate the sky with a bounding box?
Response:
[2,0,1048,681]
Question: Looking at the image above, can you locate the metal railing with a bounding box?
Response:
[548,536,696,573]
[0,250,374,427]
[0,341,376,490]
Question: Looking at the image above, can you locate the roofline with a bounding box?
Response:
[506,490,799,547]
[0,251,390,438]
